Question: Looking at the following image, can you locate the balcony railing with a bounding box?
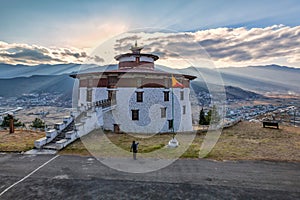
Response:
[95,99,116,108]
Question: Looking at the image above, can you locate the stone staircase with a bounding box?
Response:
[31,99,117,153]
[43,120,75,150]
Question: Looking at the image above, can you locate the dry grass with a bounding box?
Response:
[61,122,300,161]
[1,121,299,162]
[0,129,45,152]
[207,121,300,161]
[60,131,179,158]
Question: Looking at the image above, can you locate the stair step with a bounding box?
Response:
[43,144,59,150]
[42,120,76,150]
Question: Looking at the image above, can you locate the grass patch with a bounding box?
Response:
[1,121,299,162]
[142,144,165,153]
[205,122,300,161]
[0,130,45,152]
[61,122,300,161]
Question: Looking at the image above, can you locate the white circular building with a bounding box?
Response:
[71,43,196,133]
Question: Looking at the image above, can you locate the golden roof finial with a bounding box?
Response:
[130,41,143,54]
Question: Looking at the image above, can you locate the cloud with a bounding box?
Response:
[0,48,62,63]
[0,41,104,65]
[116,35,141,44]
[193,25,300,66]
[1,25,299,68]
[113,25,300,67]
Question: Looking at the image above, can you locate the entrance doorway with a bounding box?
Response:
[113,124,120,133]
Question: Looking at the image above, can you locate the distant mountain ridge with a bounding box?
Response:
[218,64,300,94]
[0,63,299,94]
[0,74,262,102]
[0,75,74,97]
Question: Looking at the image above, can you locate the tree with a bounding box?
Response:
[31,118,45,129]
[203,105,220,125]
[199,108,207,125]
[206,109,211,124]
[210,105,220,124]
[0,115,24,127]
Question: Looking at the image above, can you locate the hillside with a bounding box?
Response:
[0,74,262,102]
[219,64,300,94]
[191,81,263,100]
[177,64,300,94]
[0,75,74,97]
[0,63,299,95]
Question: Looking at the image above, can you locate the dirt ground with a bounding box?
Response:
[0,129,44,152]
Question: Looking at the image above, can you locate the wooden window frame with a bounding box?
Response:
[161,107,167,118]
[86,89,92,102]
[132,110,139,121]
[180,91,184,100]
[164,91,169,102]
[168,119,173,130]
[136,91,143,102]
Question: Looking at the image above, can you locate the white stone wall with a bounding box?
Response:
[79,85,193,133]
[79,87,108,106]
[119,55,154,63]
[140,56,154,62]
[103,111,115,131]
[119,56,135,62]
[177,88,193,132]
[75,110,102,137]
[104,87,192,133]
[79,87,87,106]
[94,88,108,102]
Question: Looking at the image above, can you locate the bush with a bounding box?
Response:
[31,118,46,129]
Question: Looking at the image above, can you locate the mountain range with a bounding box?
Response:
[0,63,298,99]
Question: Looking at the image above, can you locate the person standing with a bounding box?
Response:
[130,141,139,160]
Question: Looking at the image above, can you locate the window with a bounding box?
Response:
[108,90,116,101]
[164,91,169,101]
[183,105,186,115]
[168,119,173,130]
[132,110,139,120]
[136,92,143,102]
[161,107,166,118]
[180,91,184,100]
[108,76,117,87]
[87,89,92,102]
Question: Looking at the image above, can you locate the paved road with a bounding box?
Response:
[0,154,299,199]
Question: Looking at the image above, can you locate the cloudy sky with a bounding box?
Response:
[0,0,299,68]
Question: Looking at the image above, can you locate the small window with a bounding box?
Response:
[108,90,116,101]
[87,89,92,102]
[164,91,169,101]
[132,110,139,120]
[180,91,184,100]
[161,107,166,118]
[136,92,143,102]
[183,105,186,115]
[168,119,173,130]
[108,76,117,87]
